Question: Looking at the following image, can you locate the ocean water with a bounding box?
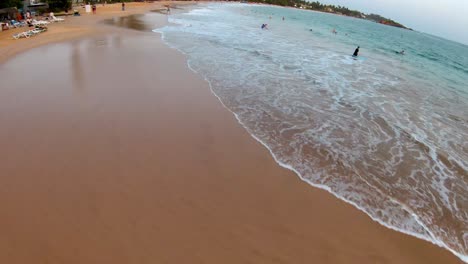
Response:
[154,3,468,261]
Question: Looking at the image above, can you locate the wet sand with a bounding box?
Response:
[0,5,464,264]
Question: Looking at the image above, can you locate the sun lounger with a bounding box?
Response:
[13,32,27,39]
[50,15,65,22]
[10,20,26,28]
[13,31,33,39]
[12,25,48,39]
[31,20,49,26]
[32,25,48,33]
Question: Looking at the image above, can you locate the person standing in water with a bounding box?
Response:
[353,46,360,57]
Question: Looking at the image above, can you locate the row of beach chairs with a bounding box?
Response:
[13,25,48,39]
[11,15,65,40]
[6,15,64,29]
[28,16,65,26]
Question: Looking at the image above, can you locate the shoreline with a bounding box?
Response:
[0,2,465,263]
[157,5,467,262]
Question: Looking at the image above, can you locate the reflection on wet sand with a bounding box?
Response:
[70,36,122,94]
[71,40,85,93]
[113,35,122,48]
[103,14,150,31]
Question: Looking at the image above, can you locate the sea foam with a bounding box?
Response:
[154,3,468,262]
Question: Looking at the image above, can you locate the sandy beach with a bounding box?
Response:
[0,2,175,62]
[0,2,464,263]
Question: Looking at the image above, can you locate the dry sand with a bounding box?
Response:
[0,2,464,263]
[0,2,179,62]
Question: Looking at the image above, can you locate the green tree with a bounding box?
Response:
[0,0,23,9]
[47,0,72,11]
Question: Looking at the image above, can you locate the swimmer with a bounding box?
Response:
[397,49,405,55]
[353,46,360,57]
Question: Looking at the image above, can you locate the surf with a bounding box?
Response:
[154,3,468,262]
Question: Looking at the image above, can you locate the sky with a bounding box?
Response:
[318,0,468,45]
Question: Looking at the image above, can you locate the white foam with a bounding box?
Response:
[153,3,468,262]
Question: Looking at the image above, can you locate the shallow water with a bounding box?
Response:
[154,3,468,261]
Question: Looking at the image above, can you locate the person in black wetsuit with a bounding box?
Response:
[353,46,360,57]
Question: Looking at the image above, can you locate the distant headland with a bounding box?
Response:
[242,0,411,30]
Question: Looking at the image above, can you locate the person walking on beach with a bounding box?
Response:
[92,4,96,14]
[353,46,360,57]
[122,2,126,11]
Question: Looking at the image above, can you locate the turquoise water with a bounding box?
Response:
[155,4,468,261]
